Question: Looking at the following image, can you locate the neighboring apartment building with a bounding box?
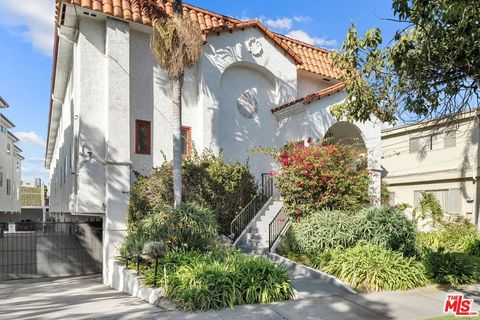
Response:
[20,178,49,222]
[382,111,480,228]
[0,96,23,214]
[47,1,382,282]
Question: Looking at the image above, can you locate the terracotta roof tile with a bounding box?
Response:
[271,82,346,114]
[55,0,340,79]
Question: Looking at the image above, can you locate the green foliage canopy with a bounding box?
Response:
[332,0,480,123]
[128,151,256,235]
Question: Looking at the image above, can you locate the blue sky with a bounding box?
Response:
[0,0,398,183]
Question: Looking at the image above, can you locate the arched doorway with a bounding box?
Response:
[324,121,367,153]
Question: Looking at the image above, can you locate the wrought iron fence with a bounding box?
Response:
[230,173,274,240]
[269,208,288,249]
[0,222,102,281]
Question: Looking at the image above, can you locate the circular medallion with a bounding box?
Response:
[237,90,258,119]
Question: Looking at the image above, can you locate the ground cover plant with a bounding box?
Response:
[312,244,428,292]
[121,201,294,310]
[142,250,294,310]
[417,222,480,256]
[279,206,480,291]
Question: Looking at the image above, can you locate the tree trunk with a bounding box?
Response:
[172,75,183,207]
[170,0,184,208]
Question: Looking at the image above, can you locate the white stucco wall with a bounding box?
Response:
[76,17,107,215]
[297,70,332,98]
[199,28,297,179]
[0,124,22,213]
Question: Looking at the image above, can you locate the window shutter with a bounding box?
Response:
[414,190,423,206]
[447,188,462,213]
[409,137,419,153]
[444,131,456,148]
[389,192,395,206]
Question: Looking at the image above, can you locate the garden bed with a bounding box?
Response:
[277,207,480,293]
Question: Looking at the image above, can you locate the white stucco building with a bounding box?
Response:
[0,96,23,214]
[47,1,382,283]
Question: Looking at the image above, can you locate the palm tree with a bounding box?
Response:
[150,0,203,207]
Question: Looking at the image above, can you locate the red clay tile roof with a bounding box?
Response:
[271,82,346,114]
[55,0,340,79]
[275,34,341,79]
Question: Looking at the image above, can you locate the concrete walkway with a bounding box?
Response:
[0,276,478,319]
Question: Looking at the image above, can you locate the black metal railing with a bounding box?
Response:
[0,222,102,281]
[269,208,288,250]
[230,173,274,240]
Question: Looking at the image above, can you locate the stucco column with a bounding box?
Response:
[368,148,382,206]
[103,18,131,285]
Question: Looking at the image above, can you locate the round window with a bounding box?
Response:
[236,90,258,119]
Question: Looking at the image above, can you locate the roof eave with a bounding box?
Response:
[0,96,9,108]
[0,113,15,128]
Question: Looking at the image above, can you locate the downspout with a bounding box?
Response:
[475,112,480,230]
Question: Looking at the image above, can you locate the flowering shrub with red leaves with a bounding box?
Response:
[271,142,371,219]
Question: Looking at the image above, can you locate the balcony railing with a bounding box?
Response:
[230,173,273,241]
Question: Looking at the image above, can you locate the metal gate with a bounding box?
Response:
[0,222,102,281]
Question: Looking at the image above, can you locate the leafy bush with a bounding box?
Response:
[414,192,444,228]
[128,150,256,235]
[417,222,480,256]
[124,203,218,255]
[282,206,417,256]
[422,250,480,285]
[144,250,294,310]
[260,143,370,219]
[312,244,428,292]
[356,206,418,256]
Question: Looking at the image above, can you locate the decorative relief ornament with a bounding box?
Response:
[247,38,263,57]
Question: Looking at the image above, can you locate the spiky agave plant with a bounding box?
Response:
[150,0,203,207]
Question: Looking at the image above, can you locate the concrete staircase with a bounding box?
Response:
[235,200,283,255]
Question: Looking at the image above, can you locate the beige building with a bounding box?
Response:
[382,111,480,228]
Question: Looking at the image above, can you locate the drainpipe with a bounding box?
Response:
[475,112,480,230]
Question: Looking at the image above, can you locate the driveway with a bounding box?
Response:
[0,276,478,319]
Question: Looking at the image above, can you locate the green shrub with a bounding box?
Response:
[414,191,444,228]
[258,143,370,219]
[124,203,218,255]
[128,150,256,235]
[284,210,356,254]
[144,250,294,310]
[283,207,417,256]
[312,244,428,292]
[417,222,480,256]
[422,250,480,285]
[356,206,418,257]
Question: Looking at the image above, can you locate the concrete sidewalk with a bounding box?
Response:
[0,276,478,319]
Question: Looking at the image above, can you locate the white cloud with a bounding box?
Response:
[286,30,338,48]
[15,131,46,147]
[264,17,293,31]
[0,0,55,56]
[293,16,312,23]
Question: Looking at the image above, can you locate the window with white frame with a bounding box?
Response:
[6,179,11,195]
[409,131,456,153]
[414,188,462,213]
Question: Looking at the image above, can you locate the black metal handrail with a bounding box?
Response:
[230,173,274,240]
[269,208,288,250]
